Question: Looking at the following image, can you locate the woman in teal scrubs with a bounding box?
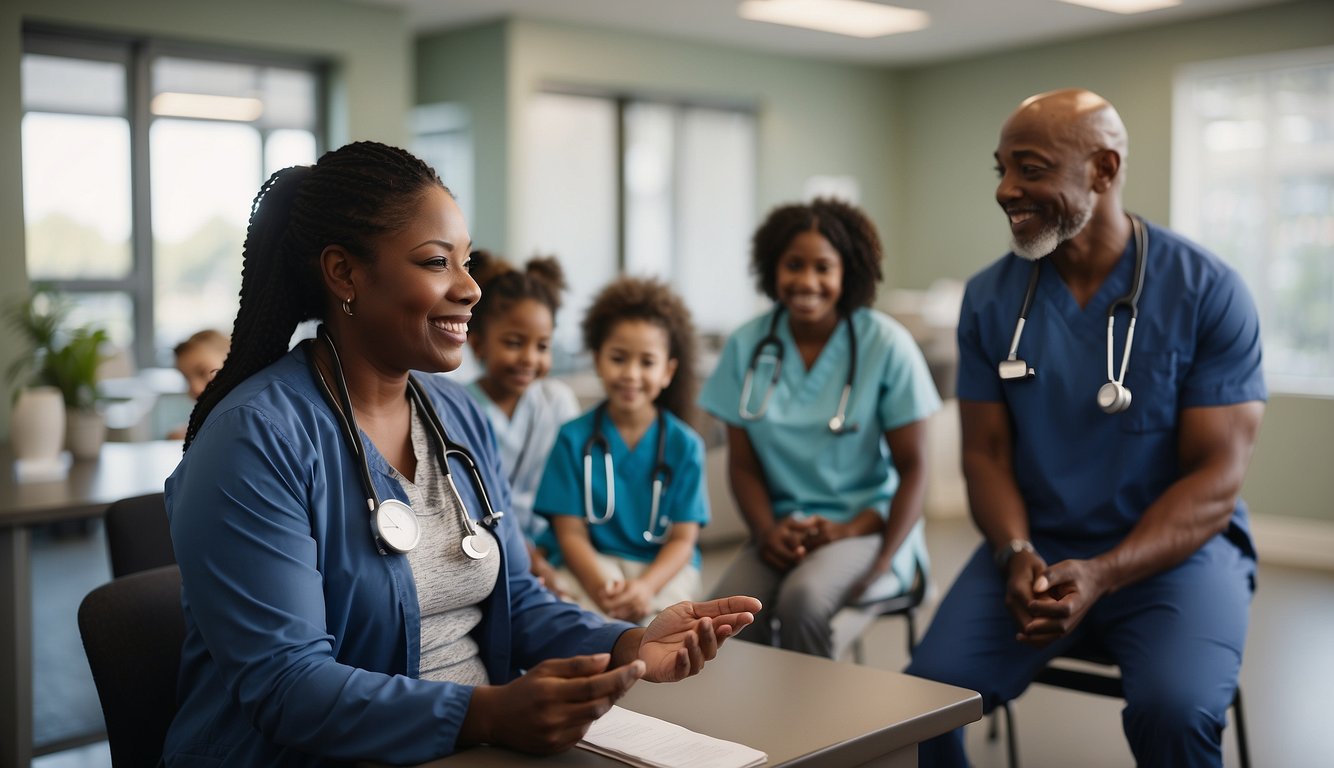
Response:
[698,198,940,658]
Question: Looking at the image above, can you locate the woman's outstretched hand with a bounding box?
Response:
[635,595,762,683]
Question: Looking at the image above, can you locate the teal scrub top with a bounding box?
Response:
[535,406,709,568]
[699,307,940,587]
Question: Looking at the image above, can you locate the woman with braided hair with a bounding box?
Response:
[165,141,759,767]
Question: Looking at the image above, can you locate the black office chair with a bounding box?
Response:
[105,492,175,578]
[848,557,929,663]
[991,637,1252,768]
[78,564,184,768]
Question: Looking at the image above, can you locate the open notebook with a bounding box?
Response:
[578,705,767,768]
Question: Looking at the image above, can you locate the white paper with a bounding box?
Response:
[578,705,767,768]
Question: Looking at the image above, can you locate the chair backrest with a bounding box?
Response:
[105,492,175,578]
[78,564,184,768]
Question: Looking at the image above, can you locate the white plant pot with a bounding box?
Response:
[65,408,107,461]
[10,386,66,461]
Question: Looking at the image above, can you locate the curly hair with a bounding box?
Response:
[468,250,567,340]
[750,197,884,313]
[184,141,446,449]
[581,276,698,423]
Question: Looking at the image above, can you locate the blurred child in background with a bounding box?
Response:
[168,329,230,439]
[536,277,708,623]
[465,251,580,594]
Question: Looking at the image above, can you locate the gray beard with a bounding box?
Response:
[1011,206,1093,261]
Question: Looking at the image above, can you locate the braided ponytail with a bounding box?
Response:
[184,142,446,449]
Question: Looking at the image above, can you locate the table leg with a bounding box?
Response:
[0,526,33,768]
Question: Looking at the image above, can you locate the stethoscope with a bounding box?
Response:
[583,403,673,544]
[738,307,859,434]
[998,214,1148,415]
[309,326,503,558]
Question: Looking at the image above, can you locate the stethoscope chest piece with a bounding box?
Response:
[374,499,421,554]
[460,532,490,560]
[1097,380,1132,414]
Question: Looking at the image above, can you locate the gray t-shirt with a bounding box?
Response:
[391,407,500,684]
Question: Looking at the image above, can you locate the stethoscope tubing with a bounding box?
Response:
[1001,214,1148,413]
[582,403,673,544]
[309,326,501,557]
[739,307,859,434]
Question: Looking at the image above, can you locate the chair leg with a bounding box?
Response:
[1003,701,1019,768]
[906,613,917,656]
[851,636,865,665]
[1232,688,1251,768]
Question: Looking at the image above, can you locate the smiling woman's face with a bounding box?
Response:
[346,185,480,374]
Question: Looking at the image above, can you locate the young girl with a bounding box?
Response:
[464,250,579,594]
[698,197,940,658]
[535,277,708,623]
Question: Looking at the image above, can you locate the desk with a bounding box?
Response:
[409,642,981,767]
[0,441,182,768]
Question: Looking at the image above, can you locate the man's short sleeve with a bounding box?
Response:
[1181,267,1267,408]
[955,280,1006,403]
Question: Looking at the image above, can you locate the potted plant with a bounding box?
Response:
[6,287,111,462]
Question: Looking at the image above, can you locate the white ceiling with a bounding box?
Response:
[353,0,1290,65]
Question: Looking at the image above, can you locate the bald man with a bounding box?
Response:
[906,89,1265,767]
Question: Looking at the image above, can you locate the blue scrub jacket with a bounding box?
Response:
[164,345,633,767]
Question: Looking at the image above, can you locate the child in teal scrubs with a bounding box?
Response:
[464,251,580,596]
[536,277,709,623]
[698,198,940,658]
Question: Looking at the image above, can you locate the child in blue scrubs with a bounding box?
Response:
[698,198,940,658]
[465,251,580,596]
[536,277,709,623]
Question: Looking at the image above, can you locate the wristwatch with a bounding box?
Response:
[994,538,1035,569]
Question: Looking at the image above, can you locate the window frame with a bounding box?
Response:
[21,24,329,369]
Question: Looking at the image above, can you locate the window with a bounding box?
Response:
[1173,47,1334,395]
[519,91,760,368]
[21,28,325,368]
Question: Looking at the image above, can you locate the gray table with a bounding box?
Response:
[0,440,182,768]
[407,641,982,767]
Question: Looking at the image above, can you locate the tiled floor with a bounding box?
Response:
[34,515,1334,767]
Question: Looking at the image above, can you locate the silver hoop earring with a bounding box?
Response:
[341,298,354,317]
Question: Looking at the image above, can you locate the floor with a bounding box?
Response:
[33,515,1334,767]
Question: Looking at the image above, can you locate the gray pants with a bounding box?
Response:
[708,534,880,658]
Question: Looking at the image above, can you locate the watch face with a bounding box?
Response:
[376,499,421,553]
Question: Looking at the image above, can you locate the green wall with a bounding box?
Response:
[0,0,412,438]
[895,0,1334,522]
[417,18,903,273]
[415,21,509,253]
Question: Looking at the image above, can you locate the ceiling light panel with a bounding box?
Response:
[1054,0,1182,14]
[738,0,930,39]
